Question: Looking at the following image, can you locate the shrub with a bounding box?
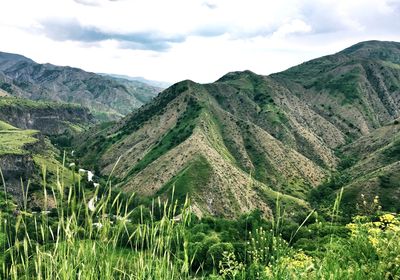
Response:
[206,242,235,268]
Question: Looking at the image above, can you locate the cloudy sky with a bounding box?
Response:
[1,0,399,84]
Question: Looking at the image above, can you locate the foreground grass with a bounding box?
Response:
[0,166,399,279]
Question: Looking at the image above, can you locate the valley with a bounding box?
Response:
[1,40,400,279]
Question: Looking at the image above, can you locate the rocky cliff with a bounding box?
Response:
[0,97,94,136]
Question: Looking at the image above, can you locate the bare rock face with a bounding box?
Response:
[0,154,35,198]
[0,154,35,180]
[0,99,94,136]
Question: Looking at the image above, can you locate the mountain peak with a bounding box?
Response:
[340,40,400,63]
[0,51,34,70]
[216,70,260,83]
[0,51,34,63]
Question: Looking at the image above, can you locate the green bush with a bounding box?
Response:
[206,242,235,268]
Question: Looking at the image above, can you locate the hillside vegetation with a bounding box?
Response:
[75,41,400,218]
[0,118,78,207]
[1,173,399,279]
[0,40,400,279]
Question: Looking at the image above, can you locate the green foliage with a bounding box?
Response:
[376,172,400,213]
[274,55,363,104]
[313,68,361,103]
[0,96,81,110]
[336,151,358,171]
[77,82,194,171]
[0,82,13,93]
[0,129,38,155]
[119,82,190,138]
[0,191,16,214]
[2,163,400,279]
[207,242,235,268]
[383,138,400,161]
[0,120,16,130]
[309,174,350,207]
[130,205,152,223]
[1,169,193,279]
[242,135,272,184]
[158,155,212,202]
[49,134,73,148]
[127,97,202,177]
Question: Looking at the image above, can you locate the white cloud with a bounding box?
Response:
[0,0,399,83]
[272,19,312,39]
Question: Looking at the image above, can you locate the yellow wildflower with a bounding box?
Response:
[373,221,382,227]
[346,223,359,235]
[368,228,380,235]
[368,236,379,247]
[380,214,395,224]
[387,223,400,232]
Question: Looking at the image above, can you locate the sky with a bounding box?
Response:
[0,0,400,84]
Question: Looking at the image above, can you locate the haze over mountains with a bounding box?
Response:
[99,73,172,89]
[1,40,400,218]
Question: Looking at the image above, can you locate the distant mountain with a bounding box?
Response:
[99,73,171,89]
[0,52,160,121]
[75,40,400,218]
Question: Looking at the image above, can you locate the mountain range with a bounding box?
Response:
[1,40,399,219]
[74,41,400,218]
[99,73,172,89]
[0,52,162,121]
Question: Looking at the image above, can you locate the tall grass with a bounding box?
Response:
[1,165,399,279]
[1,165,192,279]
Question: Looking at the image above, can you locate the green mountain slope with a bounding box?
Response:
[75,78,328,218]
[68,41,400,217]
[338,119,400,213]
[0,52,161,121]
[272,40,400,138]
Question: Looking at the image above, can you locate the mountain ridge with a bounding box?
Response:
[74,40,400,218]
[0,52,161,121]
[99,73,171,89]
[1,40,398,218]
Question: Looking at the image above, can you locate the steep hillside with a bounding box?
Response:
[74,41,400,218]
[76,78,330,218]
[339,119,400,213]
[272,40,400,138]
[0,97,93,136]
[0,119,72,206]
[310,119,400,215]
[0,52,160,120]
